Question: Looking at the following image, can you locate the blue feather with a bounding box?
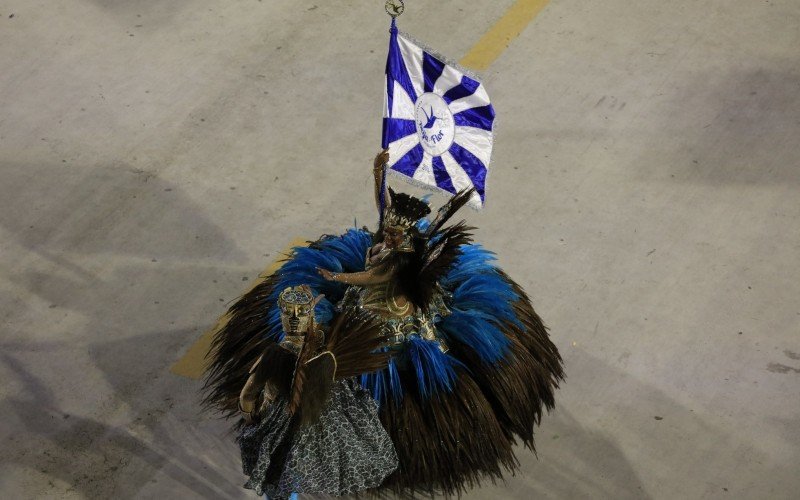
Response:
[416,218,431,232]
[438,309,510,364]
[360,356,403,405]
[434,243,526,363]
[452,275,520,324]
[260,228,372,340]
[440,244,498,286]
[405,336,460,399]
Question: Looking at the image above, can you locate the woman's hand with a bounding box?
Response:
[374,149,389,171]
[317,267,336,281]
[239,374,259,424]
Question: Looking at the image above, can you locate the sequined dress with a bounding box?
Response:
[238,377,397,498]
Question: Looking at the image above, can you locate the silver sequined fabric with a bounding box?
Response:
[238,379,398,498]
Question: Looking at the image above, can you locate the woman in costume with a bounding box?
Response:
[205,150,564,497]
[314,150,564,496]
[205,285,397,498]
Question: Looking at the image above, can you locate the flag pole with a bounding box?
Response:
[380,1,404,225]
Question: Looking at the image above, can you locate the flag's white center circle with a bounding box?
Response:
[414,93,455,157]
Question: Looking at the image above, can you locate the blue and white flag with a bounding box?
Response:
[381,22,495,209]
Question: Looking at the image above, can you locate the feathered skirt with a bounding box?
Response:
[238,378,398,498]
[266,229,564,496]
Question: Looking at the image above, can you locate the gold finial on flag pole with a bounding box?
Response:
[385,0,404,18]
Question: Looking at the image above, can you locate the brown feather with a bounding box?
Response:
[416,221,474,310]
[287,323,322,416]
[296,352,336,427]
[425,188,476,237]
[374,368,519,498]
[325,309,393,378]
[202,273,282,420]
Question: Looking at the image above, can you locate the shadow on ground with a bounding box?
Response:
[0,161,252,497]
[0,161,246,263]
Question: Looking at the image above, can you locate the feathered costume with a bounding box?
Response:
[204,174,564,497]
[205,287,398,498]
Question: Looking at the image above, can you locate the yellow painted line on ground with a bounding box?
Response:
[170,238,307,380]
[460,0,550,71]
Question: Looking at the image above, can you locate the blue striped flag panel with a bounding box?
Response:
[381,24,496,209]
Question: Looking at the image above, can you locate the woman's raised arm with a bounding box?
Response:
[373,149,390,215]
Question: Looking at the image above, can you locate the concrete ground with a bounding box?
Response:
[1,0,798,498]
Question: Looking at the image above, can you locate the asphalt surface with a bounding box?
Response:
[1,0,798,498]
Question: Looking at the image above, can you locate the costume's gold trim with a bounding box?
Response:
[306,351,338,382]
[359,280,412,317]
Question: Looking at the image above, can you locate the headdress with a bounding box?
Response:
[278,286,314,308]
[383,188,431,252]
